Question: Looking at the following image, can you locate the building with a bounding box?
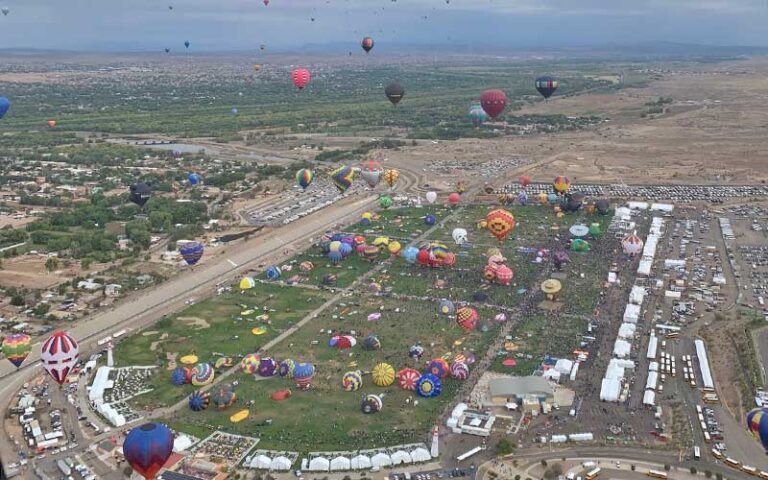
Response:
[488,376,555,407]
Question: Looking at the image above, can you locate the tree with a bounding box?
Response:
[10,294,24,306]
[81,258,92,269]
[704,471,712,478]
[122,466,133,477]
[690,467,698,475]
[496,438,513,455]
[514,475,521,480]
[45,257,59,272]
[664,465,671,472]
[544,464,564,480]
[715,473,723,480]
[541,460,548,467]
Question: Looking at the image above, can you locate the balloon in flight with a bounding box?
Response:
[385,82,404,105]
[129,182,151,207]
[480,89,507,119]
[2,333,31,368]
[296,168,314,190]
[535,75,559,99]
[41,331,79,385]
[361,36,374,53]
[292,68,311,90]
[123,422,175,480]
[0,97,10,119]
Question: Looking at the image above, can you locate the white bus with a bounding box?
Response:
[693,445,701,460]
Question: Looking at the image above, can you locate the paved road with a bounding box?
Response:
[0,193,377,474]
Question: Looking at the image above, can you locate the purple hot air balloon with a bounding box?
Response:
[123,422,174,479]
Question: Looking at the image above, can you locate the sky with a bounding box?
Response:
[0,0,767,52]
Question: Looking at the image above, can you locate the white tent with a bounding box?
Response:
[410,447,431,463]
[646,335,658,359]
[613,339,631,358]
[630,285,646,305]
[252,455,272,469]
[271,456,293,471]
[371,452,393,468]
[649,361,659,372]
[451,403,468,419]
[617,323,636,340]
[308,456,330,472]
[330,456,351,471]
[172,434,194,453]
[623,304,640,324]
[350,454,372,470]
[600,378,621,402]
[645,371,659,391]
[643,390,656,406]
[605,362,625,381]
[554,359,574,375]
[543,369,561,381]
[390,450,412,465]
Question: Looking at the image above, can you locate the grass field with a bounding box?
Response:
[115,200,612,452]
[112,283,330,409]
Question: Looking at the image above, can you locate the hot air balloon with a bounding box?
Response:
[266,265,281,281]
[293,362,315,389]
[331,165,355,193]
[747,407,768,452]
[253,64,262,73]
[239,276,256,290]
[2,333,31,369]
[241,353,260,374]
[403,246,419,264]
[372,362,395,386]
[296,168,314,190]
[485,209,516,242]
[517,191,528,206]
[263,0,269,5]
[553,175,571,194]
[292,68,311,90]
[408,344,424,360]
[164,48,171,53]
[385,82,404,105]
[596,199,610,215]
[188,391,210,411]
[361,394,383,414]
[123,423,174,480]
[187,173,200,185]
[384,169,399,187]
[212,384,237,409]
[622,233,644,256]
[456,307,479,332]
[438,299,455,316]
[519,175,531,188]
[425,191,437,204]
[258,357,278,377]
[480,89,507,119]
[329,334,356,350]
[397,368,420,390]
[535,75,559,99]
[379,195,393,209]
[451,361,469,380]
[1,8,8,16]
[553,251,570,271]
[41,332,79,385]
[0,97,9,119]
[469,102,487,127]
[179,242,204,266]
[361,36,374,53]
[362,335,382,351]
[342,370,363,391]
[448,192,461,206]
[279,359,296,378]
[416,373,442,398]
[191,363,214,386]
[452,228,468,245]
[425,214,436,226]
[47,119,56,128]
[231,107,238,115]
[387,241,402,255]
[184,40,190,49]
[170,367,190,385]
[129,182,151,207]
[360,160,383,188]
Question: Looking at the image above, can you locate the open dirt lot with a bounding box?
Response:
[377,58,768,187]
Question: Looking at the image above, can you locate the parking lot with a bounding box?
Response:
[495,183,768,202]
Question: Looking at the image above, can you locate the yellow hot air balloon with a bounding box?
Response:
[384,169,399,187]
[372,362,395,387]
[253,64,262,73]
[388,241,402,255]
[230,409,249,423]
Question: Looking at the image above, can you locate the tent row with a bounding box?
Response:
[302,447,432,472]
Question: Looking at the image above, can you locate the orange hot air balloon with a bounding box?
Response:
[47,119,57,128]
[486,209,516,242]
[519,175,531,188]
[553,175,571,194]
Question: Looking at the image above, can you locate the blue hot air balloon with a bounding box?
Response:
[424,214,436,226]
[123,423,175,480]
[416,373,442,398]
[188,173,200,185]
[231,107,238,115]
[188,391,210,411]
[535,75,559,99]
[403,246,419,264]
[328,251,342,265]
[184,41,190,49]
[180,242,204,266]
[266,265,281,281]
[0,97,10,119]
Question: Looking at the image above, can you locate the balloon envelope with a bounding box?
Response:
[123,423,175,480]
[385,82,405,105]
[179,242,204,265]
[41,332,79,385]
[129,182,151,207]
[2,333,31,368]
[480,89,507,119]
[0,97,10,119]
[535,76,559,99]
[292,68,311,90]
[425,191,437,204]
[361,36,374,53]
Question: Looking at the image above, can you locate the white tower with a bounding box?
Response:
[430,425,439,458]
[107,340,114,367]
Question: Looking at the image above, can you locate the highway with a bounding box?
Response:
[0,193,378,474]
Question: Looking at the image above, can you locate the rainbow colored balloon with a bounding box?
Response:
[2,333,32,368]
[296,168,314,190]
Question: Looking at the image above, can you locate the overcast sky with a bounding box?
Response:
[0,0,766,52]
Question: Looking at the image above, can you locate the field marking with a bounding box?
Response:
[227,259,238,267]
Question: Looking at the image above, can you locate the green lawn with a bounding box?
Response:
[112,283,329,409]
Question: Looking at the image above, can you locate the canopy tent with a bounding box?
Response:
[390,450,412,465]
[350,454,372,470]
[308,456,330,472]
[371,452,393,468]
[410,447,432,463]
[330,456,351,471]
[271,456,293,471]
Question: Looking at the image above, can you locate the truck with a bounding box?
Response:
[57,458,72,476]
